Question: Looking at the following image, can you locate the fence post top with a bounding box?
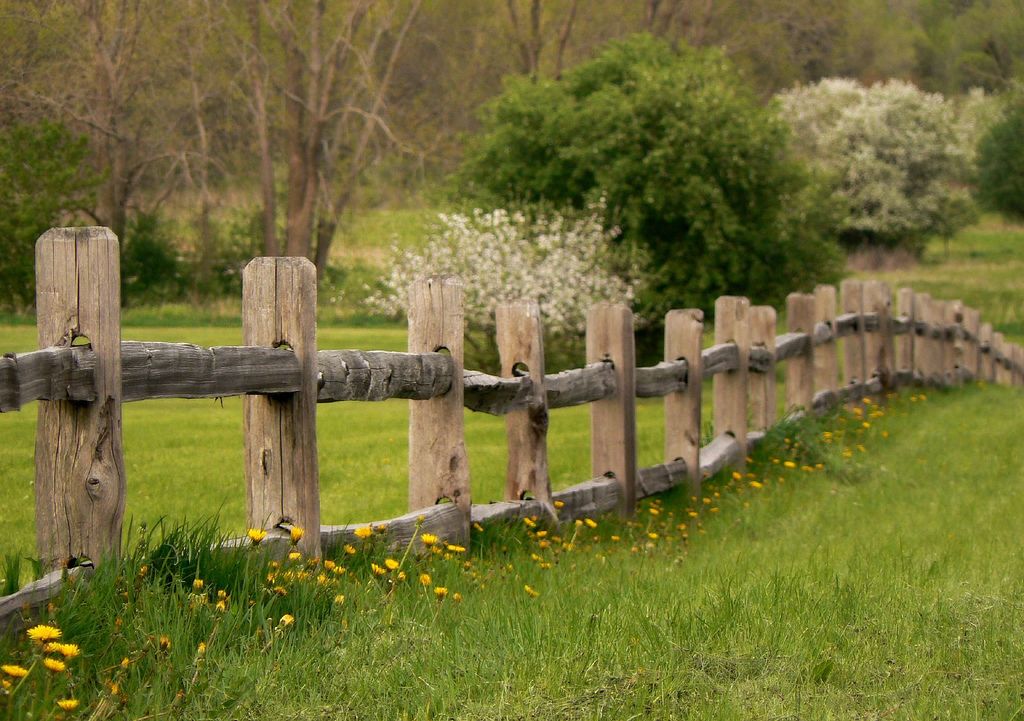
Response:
[36,226,117,248]
[243,256,316,272]
[666,308,703,323]
[412,274,463,288]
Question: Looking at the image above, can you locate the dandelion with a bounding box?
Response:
[731,471,742,481]
[354,526,373,540]
[648,507,660,516]
[1,664,29,678]
[687,511,699,518]
[247,528,267,545]
[446,544,466,553]
[535,530,548,538]
[273,586,288,596]
[215,600,227,612]
[288,551,302,562]
[279,614,295,627]
[159,636,171,652]
[47,643,80,659]
[420,533,438,547]
[344,544,357,555]
[27,624,61,643]
[524,585,539,598]
[647,532,658,540]
[334,594,346,604]
[120,657,130,669]
[56,699,79,711]
[397,572,407,582]
[370,563,386,576]
[610,535,621,542]
[553,500,565,509]
[783,460,797,469]
[419,573,432,586]
[472,522,484,532]
[434,586,448,600]
[584,518,597,529]
[192,578,204,592]
[453,592,463,602]
[289,526,304,545]
[44,657,67,673]
[197,642,206,655]
[523,517,536,528]
[384,558,400,571]
[750,480,764,489]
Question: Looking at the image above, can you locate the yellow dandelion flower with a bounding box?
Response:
[197,642,206,655]
[584,518,597,529]
[370,563,386,576]
[553,500,565,509]
[420,533,439,546]
[354,526,373,540]
[610,535,621,542]
[648,507,660,516]
[109,682,120,694]
[397,571,407,582]
[749,480,763,489]
[783,460,797,469]
[647,532,658,540]
[273,586,288,596]
[419,573,432,586]
[344,544,357,555]
[247,528,267,545]
[324,560,336,570]
[279,614,295,627]
[215,600,227,612]
[446,544,466,553]
[317,573,328,585]
[334,594,346,604]
[453,592,463,602]
[524,585,539,598]
[1,664,29,678]
[538,540,550,549]
[192,578,204,592]
[120,657,130,669]
[384,558,400,571]
[687,511,699,518]
[473,522,484,532]
[288,551,302,562]
[159,636,171,651]
[26,624,61,643]
[43,657,67,673]
[289,526,304,544]
[731,471,742,481]
[523,517,536,528]
[535,530,548,538]
[51,643,81,659]
[434,586,448,599]
[56,699,79,711]
[710,507,720,513]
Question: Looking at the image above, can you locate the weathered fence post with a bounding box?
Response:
[35,227,125,570]
[408,277,471,533]
[840,280,866,403]
[963,307,980,380]
[785,293,815,411]
[587,303,637,516]
[979,322,994,382]
[948,301,965,386]
[665,309,703,497]
[497,300,552,507]
[863,281,894,390]
[993,332,1009,386]
[896,288,915,385]
[814,284,839,399]
[714,297,749,466]
[749,306,776,430]
[243,257,320,555]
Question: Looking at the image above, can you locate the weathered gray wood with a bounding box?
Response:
[947,300,964,387]
[892,369,916,388]
[714,297,749,465]
[408,277,471,526]
[979,322,994,381]
[749,306,777,430]
[319,350,452,403]
[637,459,688,498]
[814,285,839,398]
[463,371,531,414]
[840,280,866,407]
[963,307,981,379]
[896,288,914,375]
[747,430,766,450]
[774,332,811,362]
[811,321,834,346]
[748,347,774,373]
[0,566,93,634]
[635,359,688,397]
[834,312,859,337]
[861,312,880,332]
[35,227,125,570]
[242,257,320,556]
[0,347,95,412]
[786,293,816,412]
[545,361,616,408]
[701,342,740,378]
[665,309,702,497]
[321,503,469,553]
[471,499,550,526]
[587,303,637,516]
[812,388,839,415]
[550,476,621,522]
[863,281,894,388]
[699,434,742,479]
[497,301,552,509]
[890,316,912,335]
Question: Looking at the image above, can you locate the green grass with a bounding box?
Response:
[2,388,1023,719]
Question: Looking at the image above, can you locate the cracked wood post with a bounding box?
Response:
[993,332,1009,386]
[714,297,749,467]
[963,307,980,379]
[749,306,776,430]
[497,300,552,508]
[665,309,703,497]
[587,303,637,516]
[35,227,125,570]
[814,285,838,397]
[243,257,320,556]
[785,293,815,411]
[408,277,471,536]
[979,322,994,382]
[897,288,915,383]
[863,281,894,390]
[917,293,939,384]
[840,280,865,405]
[948,300,964,387]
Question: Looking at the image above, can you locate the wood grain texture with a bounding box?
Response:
[701,342,740,378]
[665,309,702,496]
[34,227,125,570]
[863,281,894,389]
[962,307,981,379]
[319,350,451,403]
[0,566,93,634]
[408,277,471,530]
[321,503,469,552]
[714,296,749,463]
[549,476,621,522]
[637,459,688,498]
[979,322,994,381]
[774,333,811,362]
[896,288,915,375]
[947,300,965,386]
[587,303,637,515]
[463,371,531,414]
[699,434,742,479]
[834,312,859,337]
[471,499,551,526]
[840,280,865,397]
[545,362,616,408]
[749,306,776,431]
[0,347,94,412]
[785,293,815,412]
[242,257,320,556]
[497,301,552,508]
[814,285,839,396]
[635,359,688,397]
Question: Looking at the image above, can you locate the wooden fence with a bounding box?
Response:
[2,226,1022,628]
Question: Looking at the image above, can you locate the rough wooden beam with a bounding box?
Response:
[545,361,616,408]
[814,285,839,399]
[748,347,774,373]
[840,280,866,406]
[863,281,894,389]
[0,566,93,634]
[834,312,859,337]
[471,499,550,526]
[699,434,743,479]
[714,297,749,465]
[636,459,688,498]
[635,359,689,397]
[701,342,740,379]
[549,476,621,522]
[785,293,815,412]
[749,306,777,430]
[0,347,95,412]
[462,371,531,414]
[774,332,811,362]
[319,350,451,403]
[320,503,469,553]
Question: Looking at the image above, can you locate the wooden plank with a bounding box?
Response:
[463,371,531,414]
[963,307,981,379]
[35,227,125,570]
[242,257,320,556]
[636,459,688,498]
[699,434,742,479]
[748,347,774,373]
[701,342,740,378]
[0,566,93,634]
[748,306,776,431]
[545,362,616,408]
[834,312,859,337]
[947,300,964,386]
[550,476,621,522]
[714,297,749,464]
[497,301,552,509]
[0,347,95,412]
[471,499,550,526]
[319,350,452,403]
[320,503,468,553]
[812,388,839,415]
[408,277,471,529]
[587,303,637,516]
[774,332,811,362]
[814,285,839,397]
[993,331,1009,385]
[665,309,702,497]
[863,281,894,389]
[979,322,994,382]
[635,359,688,397]
[840,280,865,402]
[896,288,914,379]
[785,293,815,412]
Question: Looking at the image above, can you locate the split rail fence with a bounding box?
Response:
[2,226,1022,629]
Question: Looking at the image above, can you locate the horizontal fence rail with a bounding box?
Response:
[1,225,1022,632]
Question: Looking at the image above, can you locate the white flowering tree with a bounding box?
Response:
[778,78,976,252]
[368,206,644,370]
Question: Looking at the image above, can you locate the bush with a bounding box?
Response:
[976,95,1024,221]
[778,78,977,253]
[121,212,186,305]
[367,205,644,370]
[0,121,97,312]
[453,34,842,320]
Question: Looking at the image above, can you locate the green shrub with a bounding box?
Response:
[977,96,1024,221]
[454,34,842,321]
[121,212,186,305]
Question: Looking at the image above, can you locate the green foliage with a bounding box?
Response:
[455,34,843,320]
[121,213,186,305]
[0,122,97,312]
[976,97,1024,221]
